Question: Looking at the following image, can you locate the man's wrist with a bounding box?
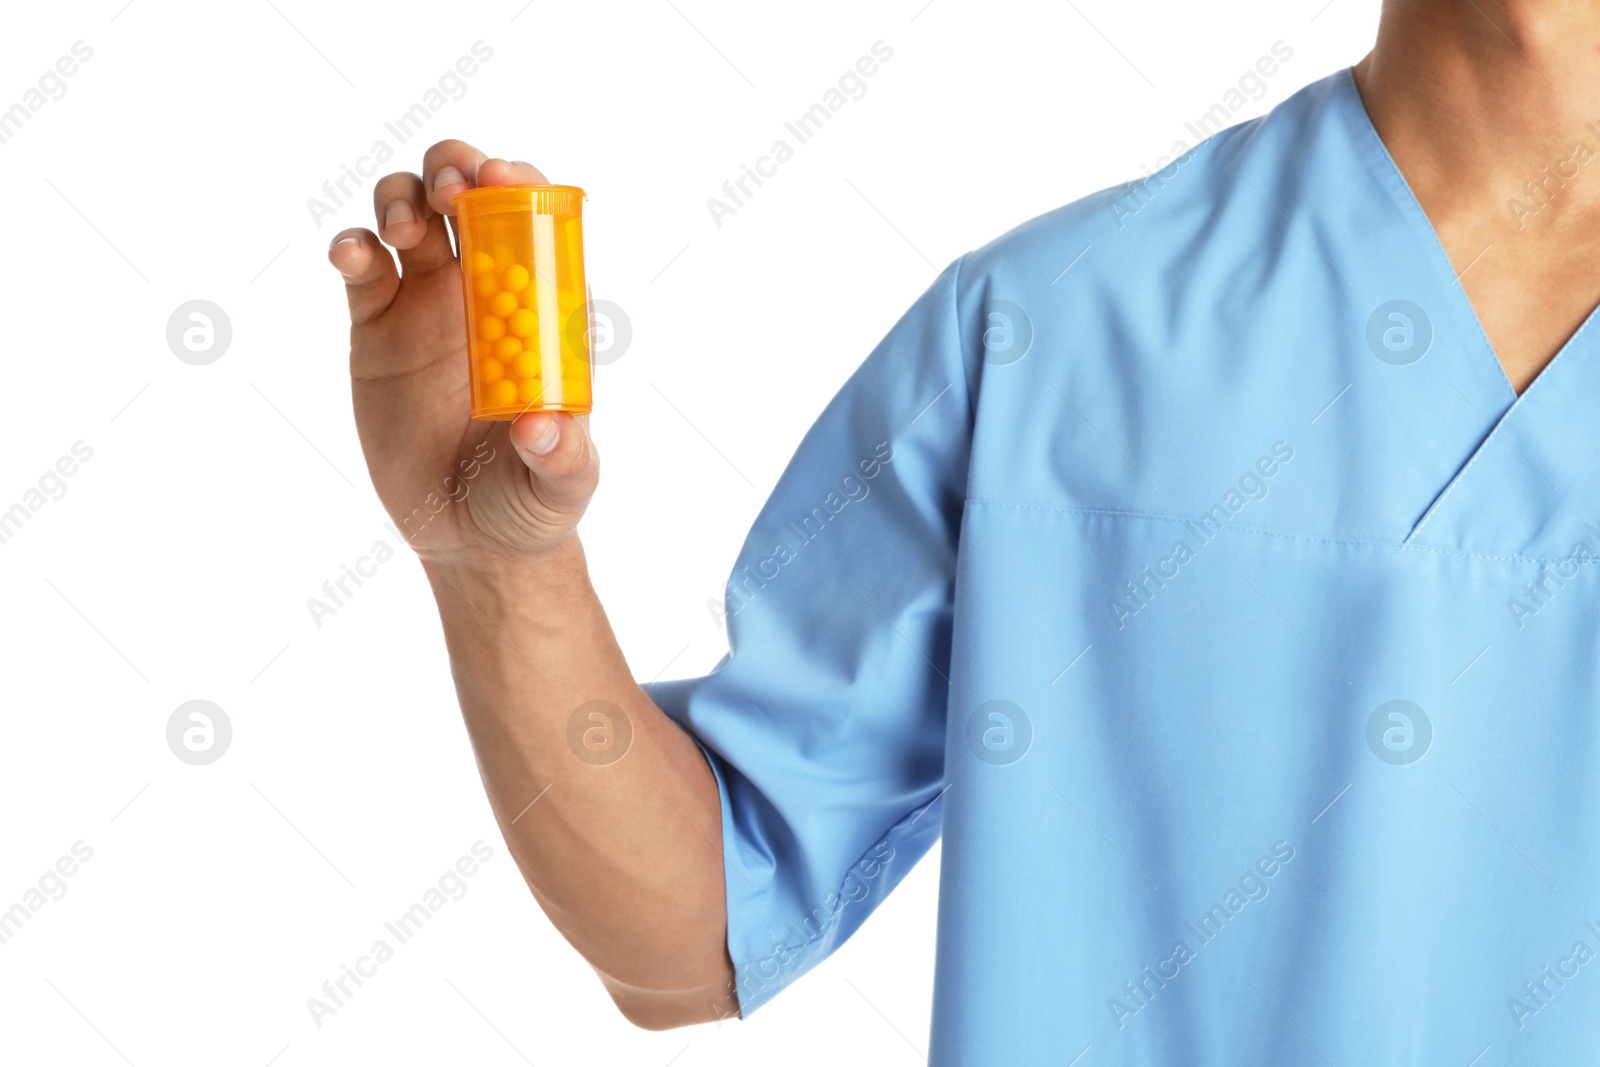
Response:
[420,534,593,608]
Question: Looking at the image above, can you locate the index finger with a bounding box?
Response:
[422,140,552,217]
[422,139,488,216]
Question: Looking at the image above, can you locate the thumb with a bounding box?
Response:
[509,412,599,509]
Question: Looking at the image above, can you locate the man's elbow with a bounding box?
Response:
[602,974,741,1031]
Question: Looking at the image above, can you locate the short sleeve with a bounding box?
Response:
[640,254,975,1016]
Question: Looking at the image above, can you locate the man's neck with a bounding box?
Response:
[1357,0,1600,231]
[1351,1,1600,393]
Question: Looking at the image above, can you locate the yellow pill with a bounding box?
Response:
[488,379,519,407]
[470,251,495,275]
[479,357,506,384]
[501,264,530,292]
[478,315,507,342]
[473,272,498,298]
[518,378,545,405]
[508,308,538,338]
[492,336,523,360]
[518,285,539,309]
[512,352,542,378]
[488,290,518,318]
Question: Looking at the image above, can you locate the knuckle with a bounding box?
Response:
[423,138,478,166]
[554,448,588,481]
[566,428,598,475]
[542,439,593,484]
[372,172,420,201]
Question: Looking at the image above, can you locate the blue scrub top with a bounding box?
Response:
[643,66,1600,1065]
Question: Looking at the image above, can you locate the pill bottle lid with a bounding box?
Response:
[451,184,586,217]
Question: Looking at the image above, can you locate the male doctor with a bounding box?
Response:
[328,2,1600,1061]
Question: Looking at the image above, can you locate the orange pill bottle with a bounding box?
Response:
[451,184,592,418]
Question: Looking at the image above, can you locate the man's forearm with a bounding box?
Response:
[423,536,736,1028]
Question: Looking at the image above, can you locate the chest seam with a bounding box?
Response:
[962,498,1581,566]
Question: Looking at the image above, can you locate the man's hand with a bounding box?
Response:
[329,140,597,564]
[325,140,738,1030]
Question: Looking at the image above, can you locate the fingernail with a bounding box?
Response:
[384,199,415,230]
[434,165,466,193]
[529,418,560,456]
[329,234,360,274]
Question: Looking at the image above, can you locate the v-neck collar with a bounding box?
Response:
[1312,66,1600,555]
[1330,65,1600,413]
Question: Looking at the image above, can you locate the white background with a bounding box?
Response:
[0,1,1378,1063]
